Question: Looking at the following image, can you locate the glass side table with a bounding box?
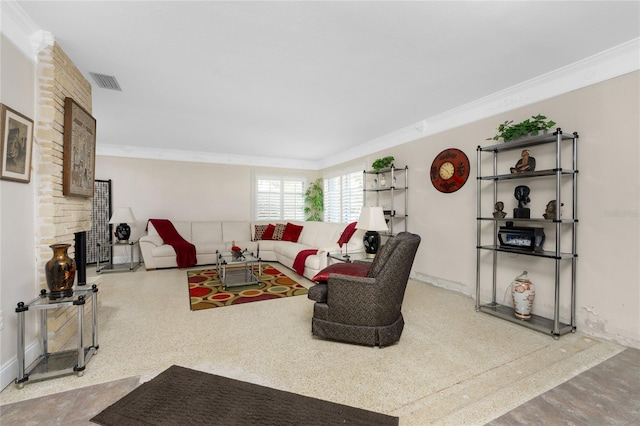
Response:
[96,239,141,273]
[327,251,373,265]
[15,285,99,388]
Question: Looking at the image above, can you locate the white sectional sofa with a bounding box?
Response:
[139,220,365,280]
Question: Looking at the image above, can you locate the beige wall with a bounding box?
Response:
[349,72,640,347]
[95,156,319,242]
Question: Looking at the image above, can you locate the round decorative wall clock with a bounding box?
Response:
[430,148,470,193]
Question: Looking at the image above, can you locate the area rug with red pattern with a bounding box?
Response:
[187,264,308,311]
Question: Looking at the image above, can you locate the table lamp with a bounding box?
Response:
[356,206,388,258]
[109,207,137,243]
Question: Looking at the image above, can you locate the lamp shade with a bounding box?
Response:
[109,207,137,225]
[356,206,388,232]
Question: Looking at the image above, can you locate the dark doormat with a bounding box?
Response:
[91,365,399,426]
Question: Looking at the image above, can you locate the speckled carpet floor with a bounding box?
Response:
[0,264,629,425]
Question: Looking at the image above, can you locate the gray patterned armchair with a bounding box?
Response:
[307,232,421,347]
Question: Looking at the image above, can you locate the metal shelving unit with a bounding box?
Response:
[475,129,578,338]
[363,165,408,235]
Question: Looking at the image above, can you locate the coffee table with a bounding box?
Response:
[215,250,262,290]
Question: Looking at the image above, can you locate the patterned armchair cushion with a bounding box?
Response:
[312,262,371,283]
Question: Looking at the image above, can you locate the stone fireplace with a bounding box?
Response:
[35,42,95,351]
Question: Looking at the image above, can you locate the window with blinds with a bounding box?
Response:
[255,176,306,221]
[323,170,363,223]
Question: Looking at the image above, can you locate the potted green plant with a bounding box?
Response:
[304,178,324,222]
[488,114,557,142]
[372,156,395,171]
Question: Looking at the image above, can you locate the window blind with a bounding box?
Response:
[255,176,305,221]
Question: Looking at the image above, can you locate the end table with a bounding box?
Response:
[97,239,141,273]
[15,285,99,388]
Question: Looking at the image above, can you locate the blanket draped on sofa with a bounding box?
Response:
[148,219,197,268]
[293,249,318,276]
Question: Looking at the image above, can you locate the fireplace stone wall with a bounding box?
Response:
[36,42,95,351]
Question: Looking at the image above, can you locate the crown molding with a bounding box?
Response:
[0,0,52,62]
[317,38,640,170]
[96,144,321,170]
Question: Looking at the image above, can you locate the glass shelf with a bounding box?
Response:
[478,303,575,337]
[478,169,577,181]
[478,245,577,259]
[479,130,578,153]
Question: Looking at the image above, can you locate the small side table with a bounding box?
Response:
[97,239,141,273]
[327,252,373,265]
[15,285,99,388]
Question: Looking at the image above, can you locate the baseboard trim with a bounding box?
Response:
[0,340,40,392]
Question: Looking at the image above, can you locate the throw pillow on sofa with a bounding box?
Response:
[273,223,286,240]
[312,262,371,283]
[262,224,276,240]
[337,221,358,247]
[282,222,304,242]
[254,224,268,240]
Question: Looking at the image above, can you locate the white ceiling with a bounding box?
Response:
[13,1,640,169]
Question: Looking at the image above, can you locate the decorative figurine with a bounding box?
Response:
[510,149,536,174]
[543,200,564,220]
[493,201,507,218]
[513,185,531,218]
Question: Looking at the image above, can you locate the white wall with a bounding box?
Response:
[351,72,640,348]
[0,34,38,389]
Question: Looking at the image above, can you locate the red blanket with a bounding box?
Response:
[293,249,318,276]
[148,219,197,268]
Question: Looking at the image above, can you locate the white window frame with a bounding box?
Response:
[253,174,307,221]
[323,164,364,223]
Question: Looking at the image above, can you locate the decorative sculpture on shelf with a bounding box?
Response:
[493,201,507,218]
[543,200,564,220]
[510,149,536,174]
[513,185,531,218]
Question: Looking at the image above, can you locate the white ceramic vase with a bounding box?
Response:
[512,271,535,320]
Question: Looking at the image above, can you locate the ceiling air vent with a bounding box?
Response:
[89,72,122,91]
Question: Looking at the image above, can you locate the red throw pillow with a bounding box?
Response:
[282,222,304,242]
[337,221,358,247]
[312,262,371,283]
[262,224,276,240]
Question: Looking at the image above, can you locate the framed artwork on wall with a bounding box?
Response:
[63,97,97,197]
[0,103,34,183]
